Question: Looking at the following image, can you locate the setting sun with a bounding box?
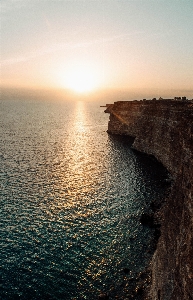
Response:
[61,63,101,93]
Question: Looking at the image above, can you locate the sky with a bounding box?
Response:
[1,0,193,99]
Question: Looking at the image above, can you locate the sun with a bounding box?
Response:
[61,63,100,93]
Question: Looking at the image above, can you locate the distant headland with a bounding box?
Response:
[105,97,193,299]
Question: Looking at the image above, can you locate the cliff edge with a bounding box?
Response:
[106,99,193,299]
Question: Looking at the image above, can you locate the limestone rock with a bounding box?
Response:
[106,99,193,299]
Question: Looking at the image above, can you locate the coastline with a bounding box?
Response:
[105,99,193,299]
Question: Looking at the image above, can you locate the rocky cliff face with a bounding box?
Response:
[106,100,193,299]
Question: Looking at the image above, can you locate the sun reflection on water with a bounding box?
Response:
[49,100,106,217]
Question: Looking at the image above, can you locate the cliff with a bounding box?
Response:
[105,99,193,299]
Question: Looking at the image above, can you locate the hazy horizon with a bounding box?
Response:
[1,85,193,103]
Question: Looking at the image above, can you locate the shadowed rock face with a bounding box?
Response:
[106,99,193,299]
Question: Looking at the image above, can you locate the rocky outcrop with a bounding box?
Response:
[105,99,193,299]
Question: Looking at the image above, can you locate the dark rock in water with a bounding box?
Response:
[140,213,154,227]
[136,286,144,297]
[150,201,160,212]
[98,293,109,300]
[154,228,161,241]
[122,267,130,274]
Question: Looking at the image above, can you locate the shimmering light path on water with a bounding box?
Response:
[0,98,168,299]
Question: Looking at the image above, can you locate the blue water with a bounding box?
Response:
[0,96,167,299]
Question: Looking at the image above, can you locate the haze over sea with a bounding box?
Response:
[0,93,168,299]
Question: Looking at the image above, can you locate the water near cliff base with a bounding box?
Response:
[0,97,168,299]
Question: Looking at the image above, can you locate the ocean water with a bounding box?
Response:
[0,97,168,299]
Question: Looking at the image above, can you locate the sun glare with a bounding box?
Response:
[61,63,100,93]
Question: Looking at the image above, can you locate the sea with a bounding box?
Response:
[0,94,168,299]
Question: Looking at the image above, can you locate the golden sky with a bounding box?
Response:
[1,0,193,98]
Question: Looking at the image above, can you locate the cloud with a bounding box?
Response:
[1,31,143,66]
[1,28,175,67]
